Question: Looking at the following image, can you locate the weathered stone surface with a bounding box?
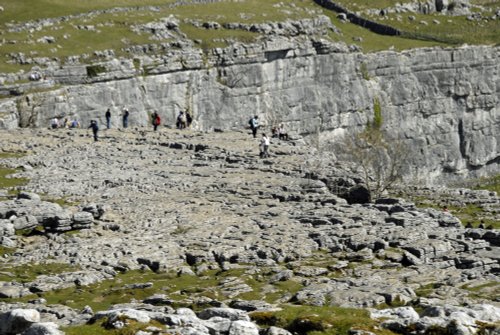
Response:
[22,322,63,335]
[0,309,40,335]
[0,127,498,334]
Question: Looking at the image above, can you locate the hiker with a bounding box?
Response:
[278,124,288,140]
[249,115,259,138]
[88,120,99,141]
[271,126,279,138]
[152,111,161,131]
[176,111,187,129]
[122,108,129,128]
[69,119,80,128]
[260,133,270,158]
[50,118,59,129]
[186,110,193,128]
[62,118,70,128]
[105,108,111,129]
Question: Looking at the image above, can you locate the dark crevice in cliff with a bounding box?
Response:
[458,119,467,160]
[264,50,291,62]
[485,156,500,166]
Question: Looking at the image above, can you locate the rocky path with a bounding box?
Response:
[0,127,499,334]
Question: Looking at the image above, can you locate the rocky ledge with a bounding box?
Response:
[0,127,498,334]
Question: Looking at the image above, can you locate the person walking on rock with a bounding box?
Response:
[249,115,259,138]
[260,133,270,158]
[105,108,111,129]
[152,111,161,131]
[122,107,129,128]
[50,117,59,129]
[88,120,99,142]
[278,124,288,140]
[176,111,187,129]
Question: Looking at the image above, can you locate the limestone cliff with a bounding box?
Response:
[0,39,498,183]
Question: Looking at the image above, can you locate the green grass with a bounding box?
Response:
[0,262,80,283]
[0,0,175,23]
[35,270,217,311]
[179,23,258,51]
[0,152,26,159]
[461,281,500,301]
[1,265,305,312]
[413,201,500,229]
[329,0,500,46]
[0,0,318,73]
[325,14,445,52]
[2,0,496,74]
[450,204,499,229]
[0,246,15,257]
[251,305,397,335]
[473,174,500,194]
[0,167,28,189]
[414,282,439,298]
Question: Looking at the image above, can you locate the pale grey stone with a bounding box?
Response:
[228,320,259,335]
[0,309,41,334]
[22,322,63,335]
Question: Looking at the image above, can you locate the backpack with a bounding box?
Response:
[249,118,253,127]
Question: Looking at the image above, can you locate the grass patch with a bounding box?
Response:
[0,167,28,190]
[0,152,26,159]
[42,195,79,207]
[7,269,220,311]
[414,282,439,298]
[325,14,445,52]
[472,174,500,194]
[15,225,45,237]
[0,0,175,23]
[0,262,80,283]
[2,265,305,312]
[325,0,500,45]
[449,203,499,229]
[401,191,499,230]
[0,0,317,73]
[0,246,15,257]
[251,305,396,335]
[4,0,492,75]
[461,281,500,301]
[179,23,258,51]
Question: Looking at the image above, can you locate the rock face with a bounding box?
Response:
[0,39,498,183]
[0,193,95,248]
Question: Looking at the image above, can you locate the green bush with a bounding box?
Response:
[86,65,107,77]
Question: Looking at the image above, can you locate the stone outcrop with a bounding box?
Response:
[0,38,498,183]
[0,192,97,248]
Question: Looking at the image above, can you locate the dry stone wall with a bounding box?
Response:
[0,40,499,184]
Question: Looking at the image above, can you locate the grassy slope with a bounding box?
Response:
[0,0,498,73]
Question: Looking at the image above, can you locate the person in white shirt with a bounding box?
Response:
[260,133,270,158]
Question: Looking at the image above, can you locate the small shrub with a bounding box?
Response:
[86,65,106,77]
[360,62,370,80]
[372,97,383,130]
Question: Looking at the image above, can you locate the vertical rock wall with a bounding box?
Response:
[2,45,499,183]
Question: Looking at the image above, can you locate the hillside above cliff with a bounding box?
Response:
[0,0,499,76]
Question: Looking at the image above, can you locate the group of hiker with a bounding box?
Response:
[51,108,195,142]
[249,115,289,158]
[50,117,81,129]
[51,109,289,157]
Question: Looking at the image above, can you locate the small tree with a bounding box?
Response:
[341,99,408,199]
